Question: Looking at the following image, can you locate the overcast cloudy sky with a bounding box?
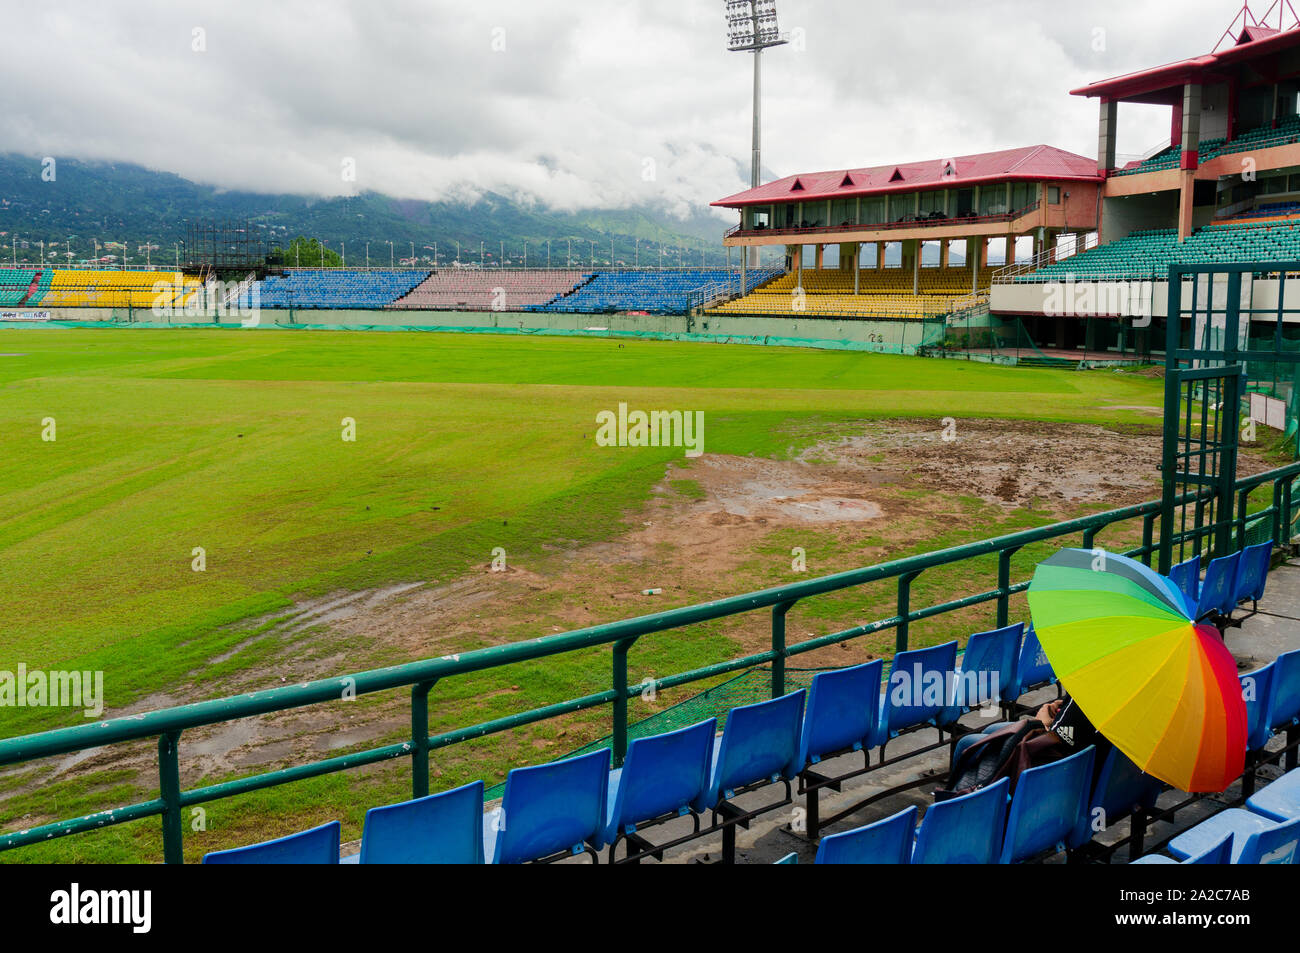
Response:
[0,0,1264,219]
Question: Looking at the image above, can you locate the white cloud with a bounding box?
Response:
[0,0,1257,215]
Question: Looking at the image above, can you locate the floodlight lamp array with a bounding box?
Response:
[725,0,786,52]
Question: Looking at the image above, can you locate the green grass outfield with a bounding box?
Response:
[0,328,1165,724]
[0,327,1175,861]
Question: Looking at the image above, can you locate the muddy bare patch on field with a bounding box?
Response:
[825,419,1166,508]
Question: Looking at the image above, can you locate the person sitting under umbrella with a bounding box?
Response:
[949,694,1110,778]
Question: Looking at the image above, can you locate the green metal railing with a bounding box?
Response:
[3,461,1299,862]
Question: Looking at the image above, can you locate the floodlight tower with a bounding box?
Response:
[726,0,787,267]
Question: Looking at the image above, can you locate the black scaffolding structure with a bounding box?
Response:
[182,220,270,279]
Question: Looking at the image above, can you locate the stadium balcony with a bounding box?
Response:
[527,268,780,316]
[724,203,1041,244]
[1199,116,1300,165]
[389,269,592,311]
[1110,147,1181,177]
[1218,202,1300,224]
[1109,120,1300,179]
[255,269,430,309]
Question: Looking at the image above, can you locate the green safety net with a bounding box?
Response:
[481,666,828,801]
[0,317,948,355]
[1241,321,1300,458]
[1175,274,1300,457]
[936,309,1155,367]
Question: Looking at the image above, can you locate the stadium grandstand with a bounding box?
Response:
[709,144,1102,320]
[0,268,36,306]
[526,267,780,315]
[708,264,999,317]
[991,10,1300,365]
[0,266,776,317]
[1015,219,1300,281]
[0,268,204,308]
[392,269,591,311]
[256,269,429,309]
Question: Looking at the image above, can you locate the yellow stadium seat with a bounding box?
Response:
[708,267,992,319]
[40,270,202,308]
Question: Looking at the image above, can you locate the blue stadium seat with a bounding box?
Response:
[1241,662,1279,799]
[1010,625,1056,700]
[1242,663,1277,754]
[1269,649,1300,732]
[795,661,882,837]
[352,780,484,864]
[872,641,959,752]
[484,749,609,864]
[202,820,341,864]
[698,690,806,863]
[255,269,430,309]
[528,268,780,316]
[1267,649,1300,772]
[1194,551,1241,620]
[798,661,882,768]
[999,746,1096,864]
[699,691,806,810]
[1233,542,1272,609]
[1168,810,1300,864]
[942,623,1022,723]
[775,852,799,864]
[1169,555,1200,609]
[815,805,917,864]
[1074,748,1164,857]
[603,718,716,862]
[912,777,1009,864]
[1131,834,1233,865]
[1247,767,1300,823]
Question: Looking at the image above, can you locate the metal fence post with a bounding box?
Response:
[897,571,921,654]
[612,638,637,767]
[1274,480,1285,547]
[411,680,436,799]
[158,731,184,864]
[1237,488,1250,550]
[1158,356,1182,575]
[772,601,795,698]
[1216,368,1243,559]
[996,547,1019,629]
[1279,478,1289,546]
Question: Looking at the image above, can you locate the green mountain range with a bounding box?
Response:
[0,154,754,269]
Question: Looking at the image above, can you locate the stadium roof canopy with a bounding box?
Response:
[1070,22,1300,106]
[711,145,1100,209]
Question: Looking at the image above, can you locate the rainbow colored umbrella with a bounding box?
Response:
[1027,548,1246,793]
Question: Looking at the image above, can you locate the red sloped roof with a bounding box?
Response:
[1238,25,1281,44]
[1070,24,1300,102]
[711,144,1099,208]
